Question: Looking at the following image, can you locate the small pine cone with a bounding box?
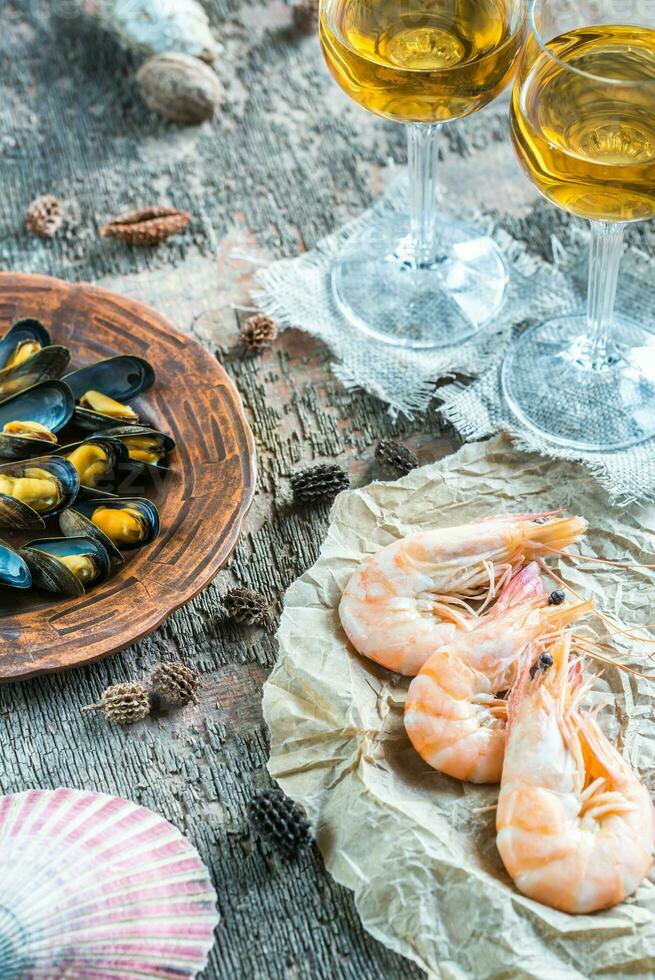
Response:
[291,463,349,504]
[151,661,200,705]
[224,587,268,625]
[375,440,419,476]
[81,682,150,726]
[25,194,63,238]
[291,0,319,34]
[248,788,312,858]
[240,313,278,352]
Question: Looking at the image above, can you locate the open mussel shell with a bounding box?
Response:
[0,456,79,530]
[64,356,155,430]
[60,496,159,560]
[0,538,31,589]
[60,436,130,495]
[19,536,111,597]
[96,425,175,468]
[0,318,51,369]
[0,346,71,405]
[0,380,74,460]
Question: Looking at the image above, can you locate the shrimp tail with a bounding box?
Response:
[524,515,588,554]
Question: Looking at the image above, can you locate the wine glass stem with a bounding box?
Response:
[407,122,442,269]
[586,219,626,367]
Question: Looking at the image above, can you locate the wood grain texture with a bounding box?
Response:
[0,0,590,976]
[0,273,256,680]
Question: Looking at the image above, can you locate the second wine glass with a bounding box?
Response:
[320,0,526,348]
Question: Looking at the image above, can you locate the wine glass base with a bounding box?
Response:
[331,214,508,349]
[502,314,655,451]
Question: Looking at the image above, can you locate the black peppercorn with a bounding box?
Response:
[548,589,566,606]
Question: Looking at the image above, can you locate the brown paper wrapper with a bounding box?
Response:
[263,436,655,978]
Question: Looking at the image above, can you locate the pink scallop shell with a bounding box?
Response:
[0,788,218,978]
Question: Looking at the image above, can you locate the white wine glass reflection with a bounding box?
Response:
[320,0,526,348]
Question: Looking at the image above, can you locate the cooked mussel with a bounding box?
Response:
[0,456,79,529]
[0,538,31,590]
[0,380,74,459]
[60,496,159,560]
[97,426,175,467]
[19,536,110,597]
[61,437,129,491]
[0,345,71,404]
[64,356,155,430]
[0,318,50,370]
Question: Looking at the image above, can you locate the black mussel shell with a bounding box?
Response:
[0,538,31,589]
[0,346,71,405]
[64,356,155,431]
[60,496,159,559]
[60,436,130,494]
[0,380,74,460]
[95,425,175,468]
[19,535,110,597]
[0,455,79,529]
[0,319,51,369]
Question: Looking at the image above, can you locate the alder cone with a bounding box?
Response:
[136,53,224,125]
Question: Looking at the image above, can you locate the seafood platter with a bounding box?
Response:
[0,316,169,600]
[265,444,655,974]
[340,511,653,915]
[0,271,256,681]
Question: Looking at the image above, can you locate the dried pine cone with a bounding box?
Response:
[291,0,319,34]
[291,463,349,503]
[151,661,200,705]
[248,788,312,857]
[100,206,192,246]
[25,194,63,238]
[81,682,150,726]
[240,313,278,352]
[375,440,419,476]
[224,587,268,625]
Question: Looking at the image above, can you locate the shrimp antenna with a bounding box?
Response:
[536,558,655,645]
[573,634,655,680]
[541,543,655,571]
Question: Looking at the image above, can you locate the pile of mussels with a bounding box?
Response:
[0,318,174,598]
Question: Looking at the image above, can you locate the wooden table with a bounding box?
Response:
[0,2,613,977]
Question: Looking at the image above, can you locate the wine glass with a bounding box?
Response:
[502,0,655,450]
[320,0,527,349]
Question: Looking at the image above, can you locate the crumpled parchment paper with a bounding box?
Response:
[263,436,655,980]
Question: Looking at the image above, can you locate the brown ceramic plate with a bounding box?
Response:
[0,272,256,681]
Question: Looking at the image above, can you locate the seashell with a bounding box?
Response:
[20,535,111,596]
[0,380,74,460]
[98,424,175,467]
[64,355,155,430]
[0,456,79,530]
[0,787,218,977]
[137,52,224,124]
[95,0,219,63]
[60,436,130,493]
[0,318,50,367]
[0,538,31,590]
[60,495,160,561]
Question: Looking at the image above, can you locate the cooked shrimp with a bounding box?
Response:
[404,565,592,783]
[339,513,587,675]
[496,634,654,913]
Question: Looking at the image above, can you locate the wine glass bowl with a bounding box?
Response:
[319,0,526,349]
[320,0,525,124]
[502,0,655,449]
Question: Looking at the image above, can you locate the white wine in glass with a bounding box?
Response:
[320,0,526,348]
[503,2,655,449]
